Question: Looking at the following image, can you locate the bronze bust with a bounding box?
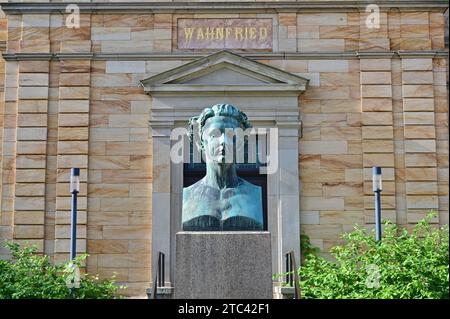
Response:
[182,104,263,231]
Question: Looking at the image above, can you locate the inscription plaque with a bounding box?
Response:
[177,18,273,50]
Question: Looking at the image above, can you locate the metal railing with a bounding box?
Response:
[285,251,301,299]
[151,252,165,299]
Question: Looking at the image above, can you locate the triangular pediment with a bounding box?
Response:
[169,65,276,85]
[141,50,309,94]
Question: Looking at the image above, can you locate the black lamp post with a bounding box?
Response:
[372,166,382,241]
[70,168,80,260]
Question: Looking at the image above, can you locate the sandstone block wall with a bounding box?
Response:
[0,3,448,297]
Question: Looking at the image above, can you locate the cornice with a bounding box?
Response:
[2,53,53,61]
[0,1,448,14]
[2,51,448,61]
[396,50,449,58]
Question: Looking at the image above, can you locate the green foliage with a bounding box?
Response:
[300,233,320,263]
[275,212,449,299]
[0,242,125,299]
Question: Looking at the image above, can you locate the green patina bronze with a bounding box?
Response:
[182,104,263,231]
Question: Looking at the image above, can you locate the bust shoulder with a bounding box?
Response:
[220,178,262,228]
[183,178,220,201]
[236,177,262,197]
[182,178,221,231]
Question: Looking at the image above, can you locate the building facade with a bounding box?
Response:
[0,1,448,297]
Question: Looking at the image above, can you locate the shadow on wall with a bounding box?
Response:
[445,9,449,48]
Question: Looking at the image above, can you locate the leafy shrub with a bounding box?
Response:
[300,233,320,264]
[276,212,449,299]
[0,242,125,299]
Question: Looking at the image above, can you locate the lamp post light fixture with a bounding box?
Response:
[372,166,382,242]
[70,168,80,261]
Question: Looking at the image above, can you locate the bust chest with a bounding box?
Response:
[186,187,246,214]
[182,181,262,223]
[182,175,264,232]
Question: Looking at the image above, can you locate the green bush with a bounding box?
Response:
[0,242,125,299]
[300,233,320,264]
[277,212,449,299]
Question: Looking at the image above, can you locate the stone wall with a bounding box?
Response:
[0,2,448,297]
[0,7,7,259]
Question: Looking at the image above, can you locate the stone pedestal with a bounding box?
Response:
[175,231,272,299]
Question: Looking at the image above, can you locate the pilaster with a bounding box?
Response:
[400,57,440,224]
[360,58,397,224]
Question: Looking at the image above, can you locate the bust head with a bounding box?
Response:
[189,104,251,164]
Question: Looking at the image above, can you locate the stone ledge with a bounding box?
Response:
[279,286,296,299]
[2,53,53,61]
[2,51,448,62]
[146,286,174,299]
[1,1,448,14]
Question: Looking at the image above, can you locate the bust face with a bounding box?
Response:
[202,116,241,164]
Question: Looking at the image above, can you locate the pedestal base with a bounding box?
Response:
[175,231,272,299]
